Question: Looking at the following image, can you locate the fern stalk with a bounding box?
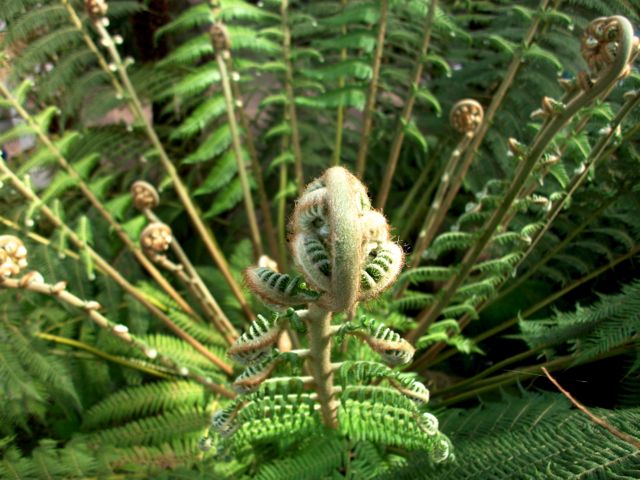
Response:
[214,40,263,259]
[493,196,617,304]
[60,0,124,96]
[280,0,305,194]
[409,0,552,257]
[306,304,339,428]
[0,275,235,397]
[0,82,196,318]
[510,89,640,281]
[91,20,253,321]
[406,130,475,272]
[0,159,233,375]
[223,57,281,268]
[36,332,172,379]
[332,0,349,167]
[396,143,447,238]
[355,0,389,179]
[433,342,635,407]
[277,153,289,272]
[375,0,437,209]
[0,214,79,261]
[143,209,238,344]
[406,15,635,343]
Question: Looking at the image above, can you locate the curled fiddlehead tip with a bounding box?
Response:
[84,0,108,19]
[289,167,403,311]
[130,180,159,211]
[581,17,622,75]
[0,235,28,278]
[140,222,172,253]
[578,16,636,90]
[209,22,232,53]
[449,99,484,134]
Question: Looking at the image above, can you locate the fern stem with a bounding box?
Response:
[492,196,616,305]
[417,245,640,371]
[407,0,551,266]
[509,89,640,283]
[432,344,548,398]
[355,0,389,179]
[376,0,437,209]
[0,82,197,318]
[144,210,238,344]
[277,160,289,272]
[542,367,640,449]
[0,276,235,397]
[332,0,349,167]
[407,132,474,271]
[396,144,447,239]
[215,52,264,259]
[406,16,635,344]
[305,304,338,428]
[0,160,234,375]
[60,0,124,96]
[223,58,281,268]
[281,0,305,194]
[92,21,253,322]
[36,332,172,379]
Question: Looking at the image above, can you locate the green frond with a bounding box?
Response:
[520,280,640,362]
[82,381,208,430]
[387,393,640,479]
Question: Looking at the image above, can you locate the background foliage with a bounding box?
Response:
[1,0,639,478]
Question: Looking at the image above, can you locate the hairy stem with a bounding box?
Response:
[376,0,437,209]
[215,52,264,259]
[305,304,338,428]
[92,21,253,321]
[281,0,305,194]
[510,89,640,278]
[408,132,474,269]
[225,62,281,267]
[408,0,551,263]
[355,0,389,179]
[431,343,634,407]
[332,0,349,167]
[277,160,289,272]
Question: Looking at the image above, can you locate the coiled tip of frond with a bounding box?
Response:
[140,222,172,253]
[84,0,108,19]
[289,167,402,311]
[131,180,159,211]
[209,22,231,53]
[0,235,28,278]
[449,99,483,134]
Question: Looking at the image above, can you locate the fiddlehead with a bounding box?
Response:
[208,167,449,461]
